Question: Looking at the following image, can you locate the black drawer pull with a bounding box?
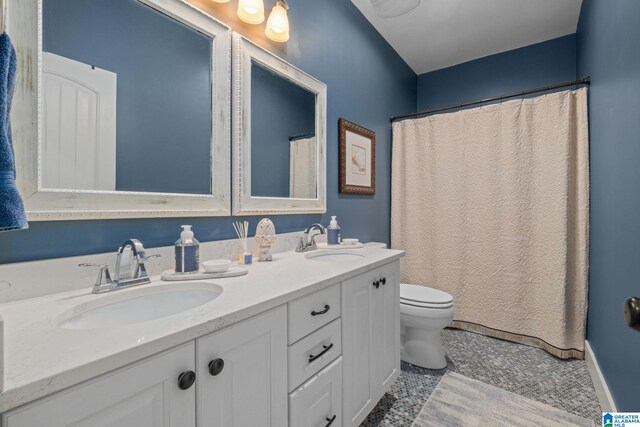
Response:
[372,280,380,289]
[381,277,387,285]
[325,415,337,426]
[311,304,330,316]
[309,343,334,363]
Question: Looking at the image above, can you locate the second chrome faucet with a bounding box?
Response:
[296,223,326,252]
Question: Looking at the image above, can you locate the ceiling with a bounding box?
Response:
[351,0,583,75]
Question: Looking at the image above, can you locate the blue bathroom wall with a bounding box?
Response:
[0,0,416,264]
[251,63,316,198]
[416,35,577,111]
[577,0,640,411]
[43,0,212,194]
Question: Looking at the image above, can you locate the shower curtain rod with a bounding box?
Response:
[389,76,591,123]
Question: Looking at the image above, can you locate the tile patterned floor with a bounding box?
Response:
[361,328,602,426]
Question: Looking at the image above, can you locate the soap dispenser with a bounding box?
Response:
[327,216,341,245]
[175,225,200,273]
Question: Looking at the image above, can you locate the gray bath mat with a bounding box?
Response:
[412,372,594,426]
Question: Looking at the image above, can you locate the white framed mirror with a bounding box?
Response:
[232,33,327,216]
[9,0,231,220]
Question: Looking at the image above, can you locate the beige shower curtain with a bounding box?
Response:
[391,89,589,359]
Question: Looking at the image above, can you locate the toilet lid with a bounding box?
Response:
[400,284,453,306]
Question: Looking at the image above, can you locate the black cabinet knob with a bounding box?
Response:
[372,280,380,289]
[624,297,640,332]
[178,370,196,390]
[208,358,225,376]
[381,277,387,285]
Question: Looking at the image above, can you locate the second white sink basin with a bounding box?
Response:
[58,282,223,330]
[305,251,365,262]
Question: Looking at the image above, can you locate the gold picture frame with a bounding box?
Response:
[339,118,375,195]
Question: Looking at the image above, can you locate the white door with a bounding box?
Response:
[289,356,342,427]
[3,342,197,427]
[371,262,401,399]
[342,271,375,426]
[196,306,288,427]
[342,261,401,427]
[42,52,117,191]
[289,136,317,199]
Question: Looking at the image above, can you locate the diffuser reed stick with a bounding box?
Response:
[233,221,252,264]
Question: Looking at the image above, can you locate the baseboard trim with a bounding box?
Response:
[585,340,617,412]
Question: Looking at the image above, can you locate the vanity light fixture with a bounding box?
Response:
[265,0,289,42]
[210,0,230,3]
[237,0,265,24]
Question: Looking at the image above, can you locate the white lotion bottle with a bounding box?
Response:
[327,216,341,245]
[175,225,200,273]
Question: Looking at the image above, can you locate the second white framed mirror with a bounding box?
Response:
[232,33,327,216]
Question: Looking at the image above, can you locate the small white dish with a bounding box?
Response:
[202,259,232,273]
[341,238,359,246]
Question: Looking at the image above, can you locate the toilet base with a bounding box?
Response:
[401,327,447,370]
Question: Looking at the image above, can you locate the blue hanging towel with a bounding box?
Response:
[0,32,28,231]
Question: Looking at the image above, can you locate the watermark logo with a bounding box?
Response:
[603,413,640,427]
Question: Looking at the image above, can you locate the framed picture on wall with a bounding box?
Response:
[339,118,375,195]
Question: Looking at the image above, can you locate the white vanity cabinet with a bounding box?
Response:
[0,257,403,427]
[342,261,401,427]
[196,305,288,427]
[2,342,197,427]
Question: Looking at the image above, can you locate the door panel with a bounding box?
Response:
[3,342,196,427]
[342,261,401,427]
[342,273,374,426]
[372,263,400,399]
[197,306,288,427]
[42,52,117,191]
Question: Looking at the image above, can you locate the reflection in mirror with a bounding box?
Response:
[250,61,317,199]
[42,0,212,194]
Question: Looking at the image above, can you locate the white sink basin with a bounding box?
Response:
[58,282,223,330]
[305,251,366,262]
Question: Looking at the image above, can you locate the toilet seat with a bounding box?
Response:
[400,284,453,309]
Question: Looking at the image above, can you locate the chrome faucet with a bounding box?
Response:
[296,223,326,252]
[79,239,160,294]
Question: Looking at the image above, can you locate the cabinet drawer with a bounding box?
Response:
[288,318,342,392]
[289,356,342,427]
[288,284,340,344]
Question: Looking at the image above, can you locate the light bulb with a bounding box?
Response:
[265,1,289,42]
[210,0,230,3]
[237,0,265,24]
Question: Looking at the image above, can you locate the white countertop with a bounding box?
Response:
[0,247,403,413]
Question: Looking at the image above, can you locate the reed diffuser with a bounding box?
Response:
[233,220,252,265]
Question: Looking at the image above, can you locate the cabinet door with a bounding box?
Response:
[3,342,196,427]
[197,305,288,427]
[342,260,400,427]
[342,269,376,426]
[289,356,342,427]
[371,262,400,400]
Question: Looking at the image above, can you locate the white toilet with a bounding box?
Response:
[400,283,454,370]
